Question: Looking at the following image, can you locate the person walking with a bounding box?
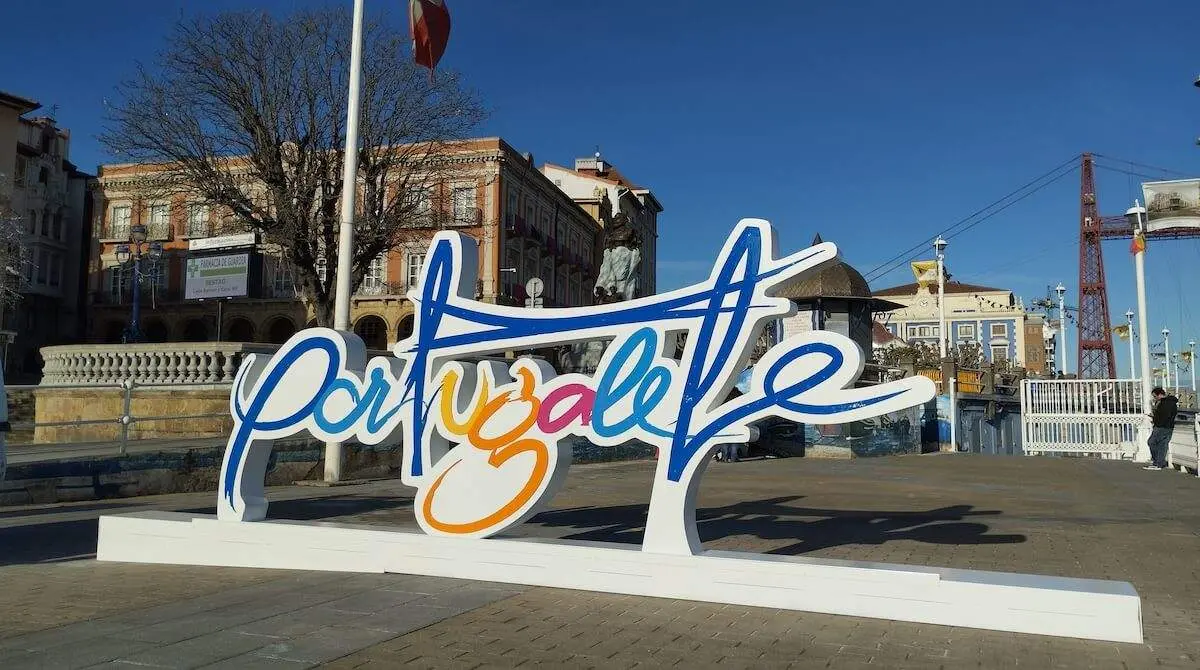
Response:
[1145,387,1178,470]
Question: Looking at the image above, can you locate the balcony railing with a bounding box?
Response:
[39,342,280,387]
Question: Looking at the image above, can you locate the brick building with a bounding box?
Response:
[89,138,622,350]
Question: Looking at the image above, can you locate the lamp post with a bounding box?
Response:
[1162,328,1172,391]
[934,236,948,359]
[1126,310,1137,379]
[114,224,163,343]
[1055,283,1067,375]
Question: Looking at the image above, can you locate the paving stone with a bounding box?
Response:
[110,630,275,669]
[248,625,400,664]
[3,636,158,670]
[5,457,1200,668]
[194,653,316,670]
[0,620,138,652]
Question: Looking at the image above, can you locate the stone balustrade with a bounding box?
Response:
[38,342,282,387]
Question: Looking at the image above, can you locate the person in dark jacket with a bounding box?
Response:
[1146,387,1178,470]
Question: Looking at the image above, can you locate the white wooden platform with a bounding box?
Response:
[96,511,1143,644]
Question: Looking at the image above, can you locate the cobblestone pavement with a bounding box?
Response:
[2,453,1199,668]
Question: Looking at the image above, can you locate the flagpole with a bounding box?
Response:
[326,0,366,483]
[1129,201,1152,463]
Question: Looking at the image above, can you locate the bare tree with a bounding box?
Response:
[101,9,485,325]
[0,177,31,325]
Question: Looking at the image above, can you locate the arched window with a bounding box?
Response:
[354,315,388,350]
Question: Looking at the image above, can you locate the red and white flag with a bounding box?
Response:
[409,0,451,78]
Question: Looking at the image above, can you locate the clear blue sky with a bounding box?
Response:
[4,0,1200,374]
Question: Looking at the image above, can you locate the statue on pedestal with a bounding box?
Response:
[558,211,644,373]
[593,212,642,304]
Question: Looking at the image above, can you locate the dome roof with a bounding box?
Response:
[772,233,872,300]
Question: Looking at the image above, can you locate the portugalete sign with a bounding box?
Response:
[218,219,936,555]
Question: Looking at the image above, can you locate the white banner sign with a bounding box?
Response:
[185,253,249,300]
[189,232,257,251]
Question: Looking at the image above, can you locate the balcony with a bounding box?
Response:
[355,281,409,298]
[451,206,483,226]
[505,216,527,238]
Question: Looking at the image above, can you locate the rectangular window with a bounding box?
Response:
[959,323,976,339]
[362,255,386,294]
[269,258,296,298]
[452,186,476,224]
[48,252,61,287]
[111,206,131,239]
[992,346,1009,363]
[507,189,519,225]
[526,204,536,236]
[149,204,170,239]
[107,266,127,303]
[26,210,36,235]
[407,253,426,288]
[36,249,48,285]
[51,211,62,240]
[186,204,209,237]
[506,249,520,292]
[990,323,1007,338]
[13,156,26,187]
[404,187,432,216]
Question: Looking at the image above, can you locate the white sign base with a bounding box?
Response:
[97,512,1142,644]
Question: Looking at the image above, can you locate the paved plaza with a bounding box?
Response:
[1,453,1199,668]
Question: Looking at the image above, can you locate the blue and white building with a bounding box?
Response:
[874,261,1032,370]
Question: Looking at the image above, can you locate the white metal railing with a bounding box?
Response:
[1168,413,1200,475]
[39,342,281,387]
[1021,378,1144,458]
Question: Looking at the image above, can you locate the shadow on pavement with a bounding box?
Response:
[0,500,144,519]
[0,495,412,566]
[529,495,1027,555]
[180,495,413,521]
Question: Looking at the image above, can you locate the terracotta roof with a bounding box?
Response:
[544,162,642,190]
[873,321,899,344]
[872,280,1009,297]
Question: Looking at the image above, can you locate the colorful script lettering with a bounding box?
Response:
[217,219,936,555]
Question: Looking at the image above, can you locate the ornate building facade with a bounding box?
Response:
[88,138,605,350]
[875,261,1036,372]
[0,91,96,379]
[542,154,661,298]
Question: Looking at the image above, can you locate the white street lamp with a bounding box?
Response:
[1126,310,1137,379]
[1055,283,1067,375]
[934,236,948,359]
[1163,327,1172,390]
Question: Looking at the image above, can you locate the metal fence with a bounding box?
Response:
[1020,378,1143,458]
[3,380,234,464]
